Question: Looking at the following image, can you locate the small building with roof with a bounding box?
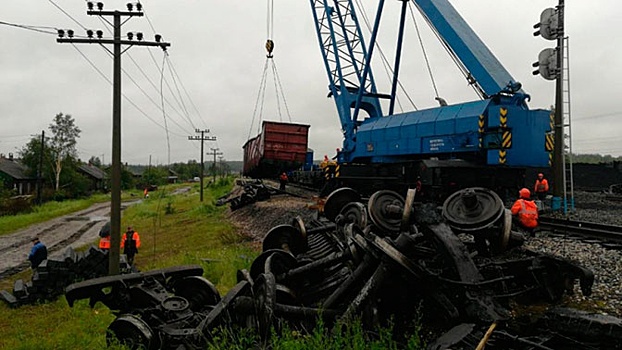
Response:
[0,153,37,195]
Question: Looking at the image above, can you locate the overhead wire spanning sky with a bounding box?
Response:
[0,0,621,165]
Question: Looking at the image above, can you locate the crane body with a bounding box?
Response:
[302,0,551,198]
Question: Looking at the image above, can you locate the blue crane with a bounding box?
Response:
[309,0,551,172]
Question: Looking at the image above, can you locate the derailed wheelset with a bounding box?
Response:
[66,187,620,349]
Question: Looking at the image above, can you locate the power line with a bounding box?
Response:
[49,1,188,137]
[160,52,171,165]
[146,48,196,129]
[48,0,88,30]
[68,43,185,136]
[0,20,58,35]
[165,55,210,130]
[142,5,209,132]
[94,17,194,135]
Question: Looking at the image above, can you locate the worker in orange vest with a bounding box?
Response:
[511,188,539,236]
[279,172,288,191]
[121,226,141,265]
[98,235,111,250]
[98,221,111,251]
[534,173,549,200]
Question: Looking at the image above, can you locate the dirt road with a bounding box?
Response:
[0,200,139,280]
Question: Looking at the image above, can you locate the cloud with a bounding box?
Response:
[1,0,620,164]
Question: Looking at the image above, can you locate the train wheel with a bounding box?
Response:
[324,187,361,222]
[107,314,158,350]
[171,276,221,312]
[262,224,307,256]
[253,273,277,339]
[368,190,405,234]
[338,202,369,228]
[442,187,504,232]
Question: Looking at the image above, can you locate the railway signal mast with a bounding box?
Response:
[533,0,572,212]
[56,2,170,275]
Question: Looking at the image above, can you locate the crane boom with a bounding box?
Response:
[412,0,525,98]
[309,0,385,155]
[307,0,550,170]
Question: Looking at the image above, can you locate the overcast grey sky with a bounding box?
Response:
[1,0,620,165]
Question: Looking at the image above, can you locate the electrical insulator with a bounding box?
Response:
[136,2,142,11]
[265,39,274,56]
[126,3,133,11]
[87,2,94,10]
[67,29,74,38]
[57,29,65,38]
[154,34,162,42]
[96,2,104,10]
[127,32,134,40]
[96,30,103,39]
[136,32,143,41]
[86,30,94,38]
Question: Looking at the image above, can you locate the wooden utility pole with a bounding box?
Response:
[56,2,170,275]
[188,130,216,201]
[209,148,223,184]
[36,130,45,205]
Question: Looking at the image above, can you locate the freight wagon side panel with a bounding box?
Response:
[262,122,310,163]
[242,121,310,178]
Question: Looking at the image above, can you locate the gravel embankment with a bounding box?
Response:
[525,191,622,317]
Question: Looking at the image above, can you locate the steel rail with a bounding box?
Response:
[538,216,622,247]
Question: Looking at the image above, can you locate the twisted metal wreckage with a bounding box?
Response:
[65,187,622,349]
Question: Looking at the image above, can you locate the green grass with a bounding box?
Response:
[0,178,423,349]
[0,191,143,237]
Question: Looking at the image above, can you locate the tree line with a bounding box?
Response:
[1,112,232,203]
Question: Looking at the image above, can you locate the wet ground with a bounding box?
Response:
[0,200,139,280]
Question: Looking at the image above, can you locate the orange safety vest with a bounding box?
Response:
[279,173,288,182]
[99,235,111,250]
[534,179,549,193]
[121,231,141,249]
[511,199,539,228]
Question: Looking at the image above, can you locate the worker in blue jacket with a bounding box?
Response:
[28,237,48,269]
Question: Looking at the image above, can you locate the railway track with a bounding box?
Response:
[538,216,622,249]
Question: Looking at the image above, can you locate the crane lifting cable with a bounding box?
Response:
[409,0,487,100]
[247,0,292,141]
[408,2,447,106]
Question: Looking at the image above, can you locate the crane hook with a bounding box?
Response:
[265,39,274,58]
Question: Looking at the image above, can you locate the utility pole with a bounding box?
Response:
[56,1,170,275]
[36,130,45,205]
[188,129,216,201]
[209,148,223,184]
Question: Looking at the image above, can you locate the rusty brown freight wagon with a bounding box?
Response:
[243,121,310,178]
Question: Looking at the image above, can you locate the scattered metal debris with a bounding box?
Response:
[0,246,130,307]
[216,179,273,210]
[65,187,622,349]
